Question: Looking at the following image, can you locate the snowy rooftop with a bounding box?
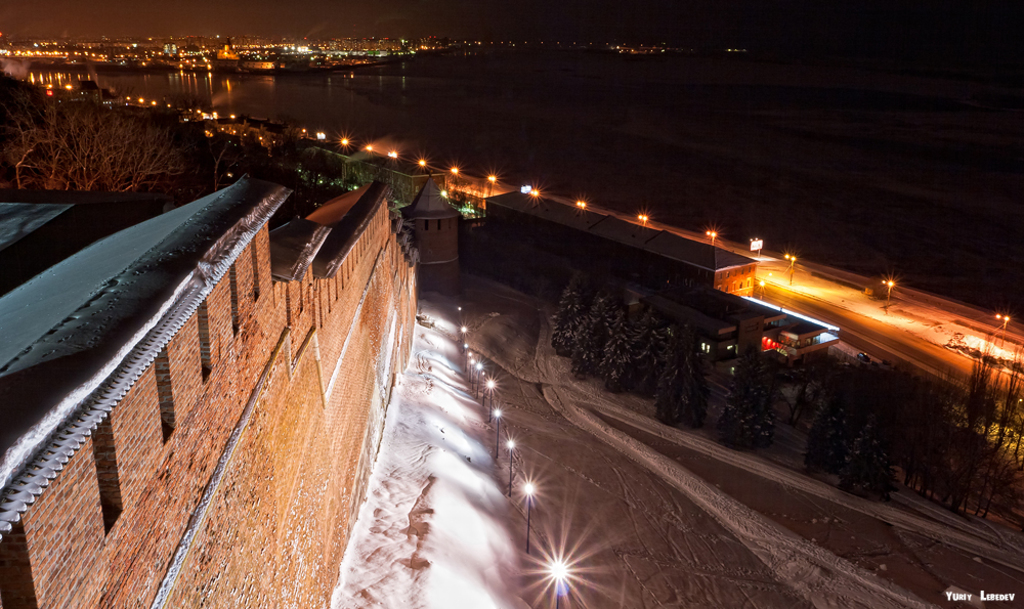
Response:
[311,182,393,279]
[0,190,173,298]
[402,179,459,220]
[269,218,332,282]
[0,178,290,502]
[486,192,755,271]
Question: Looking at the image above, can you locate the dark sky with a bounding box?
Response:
[2,0,1023,62]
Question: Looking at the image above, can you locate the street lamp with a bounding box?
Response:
[758,279,766,299]
[997,314,1012,347]
[784,254,797,286]
[486,378,497,409]
[883,279,896,314]
[488,175,497,183]
[493,409,502,458]
[576,200,587,210]
[637,214,649,226]
[418,158,427,167]
[506,439,515,496]
[549,559,570,609]
[524,482,535,553]
[706,230,717,247]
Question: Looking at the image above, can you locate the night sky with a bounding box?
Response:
[2,1,1024,62]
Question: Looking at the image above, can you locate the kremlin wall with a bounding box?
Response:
[0,178,420,608]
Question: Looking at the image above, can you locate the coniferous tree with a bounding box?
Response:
[804,395,850,474]
[717,347,777,449]
[600,308,632,392]
[629,308,668,395]
[655,325,709,428]
[551,274,589,356]
[840,416,896,500]
[571,293,618,378]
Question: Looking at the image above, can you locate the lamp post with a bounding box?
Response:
[486,378,496,409]
[493,409,502,458]
[475,362,483,397]
[758,279,766,300]
[706,230,717,247]
[784,254,797,285]
[549,559,569,609]
[506,439,515,496]
[997,314,1012,347]
[460,326,467,353]
[524,482,535,554]
[883,279,895,314]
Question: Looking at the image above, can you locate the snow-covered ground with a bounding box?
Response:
[331,309,527,609]
[334,278,1024,608]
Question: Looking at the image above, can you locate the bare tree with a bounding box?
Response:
[3,92,186,192]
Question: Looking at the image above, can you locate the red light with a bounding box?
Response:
[46,90,54,97]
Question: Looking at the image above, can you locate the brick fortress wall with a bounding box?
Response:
[0,203,418,609]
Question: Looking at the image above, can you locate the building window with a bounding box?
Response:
[437,219,442,230]
[423,220,429,231]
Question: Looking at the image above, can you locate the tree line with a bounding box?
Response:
[0,76,353,219]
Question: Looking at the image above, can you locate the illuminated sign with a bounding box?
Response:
[520,185,533,194]
[750,239,763,252]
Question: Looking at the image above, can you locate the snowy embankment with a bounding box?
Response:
[331,308,528,609]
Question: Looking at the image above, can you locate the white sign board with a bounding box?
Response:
[750,239,764,252]
[520,185,533,194]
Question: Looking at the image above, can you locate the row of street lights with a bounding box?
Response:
[460,317,572,608]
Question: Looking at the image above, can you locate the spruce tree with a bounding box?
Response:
[840,416,896,500]
[717,347,776,448]
[551,274,589,357]
[804,395,849,474]
[600,309,632,392]
[629,308,668,396]
[655,325,709,428]
[571,293,617,378]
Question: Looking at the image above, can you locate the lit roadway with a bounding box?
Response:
[544,193,1020,379]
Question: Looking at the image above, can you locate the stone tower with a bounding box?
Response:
[403,179,460,294]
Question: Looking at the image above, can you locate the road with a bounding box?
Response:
[759,283,973,378]
[546,193,1014,379]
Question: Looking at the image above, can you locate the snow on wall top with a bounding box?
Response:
[312,181,392,279]
[0,203,73,254]
[0,178,290,527]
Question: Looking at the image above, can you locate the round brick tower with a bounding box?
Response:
[403,179,460,294]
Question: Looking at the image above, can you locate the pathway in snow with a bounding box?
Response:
[331,315,527,609]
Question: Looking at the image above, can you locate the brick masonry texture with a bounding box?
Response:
[0,206,419,609]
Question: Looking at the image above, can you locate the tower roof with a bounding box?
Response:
[403,179,459,220]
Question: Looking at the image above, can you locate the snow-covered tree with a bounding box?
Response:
[600,309,632,392]
[840,416,896,500]
[655,325,709,428]
[571,293,618,378]
[551,274,590,357]
[717,347,777,449]
[804,395,849,474]
[628,308,669,396]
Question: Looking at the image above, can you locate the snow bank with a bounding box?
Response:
[332,311,527,609]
